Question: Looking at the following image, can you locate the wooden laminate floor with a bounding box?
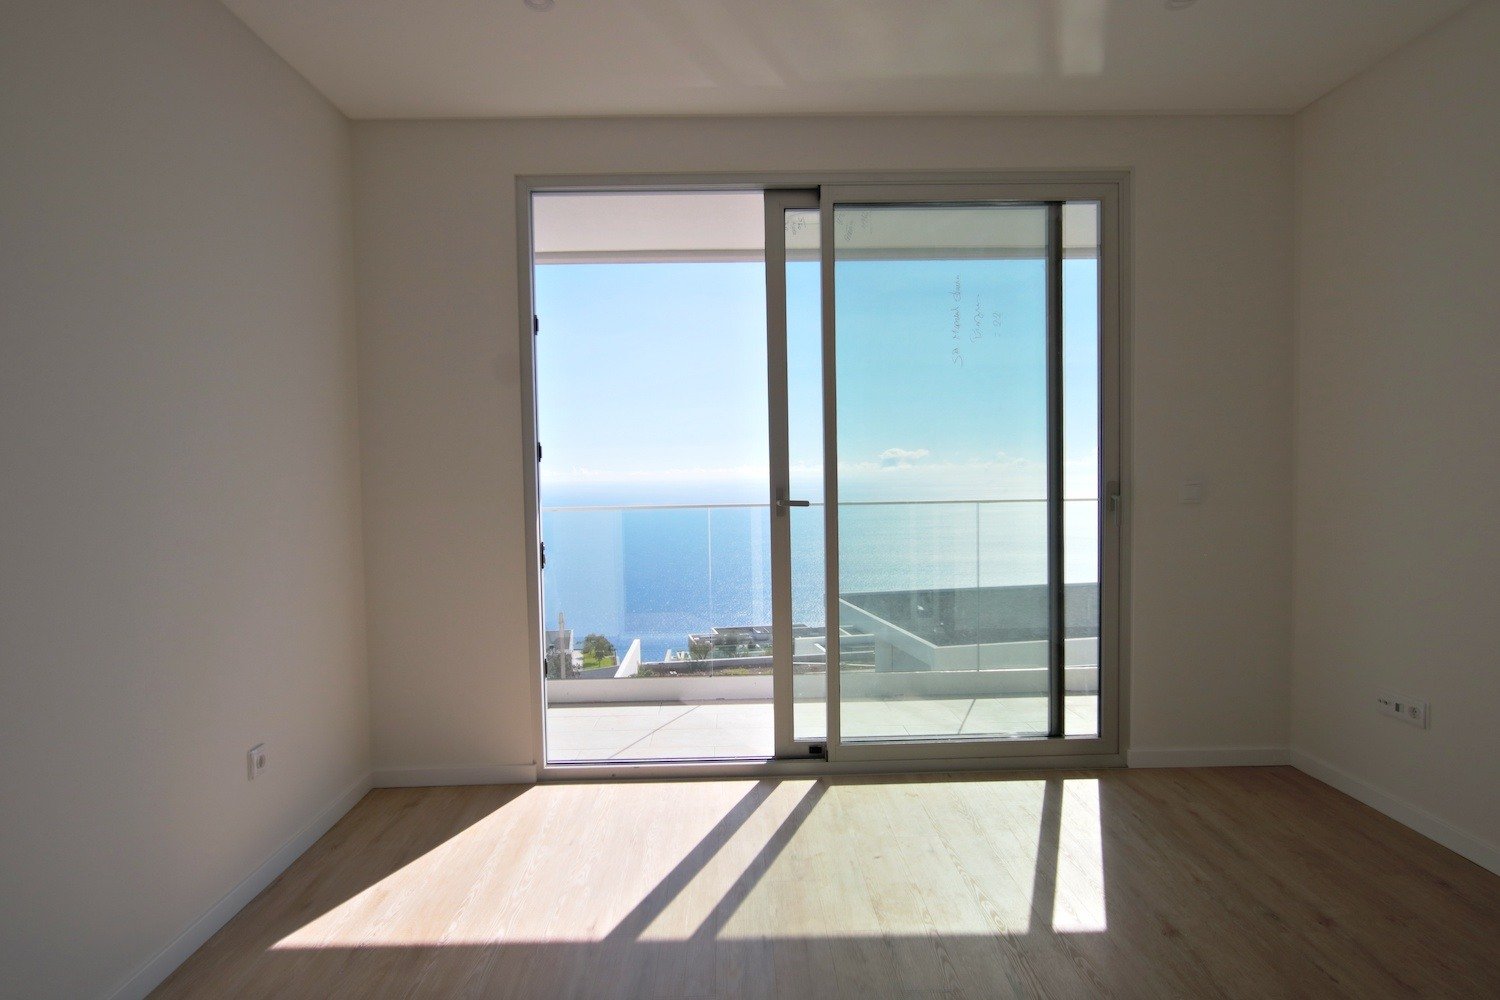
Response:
[151,767,1500,999]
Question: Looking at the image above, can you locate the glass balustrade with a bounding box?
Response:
[540,499,1099,760]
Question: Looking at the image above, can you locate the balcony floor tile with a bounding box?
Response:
[546,694,1101,762]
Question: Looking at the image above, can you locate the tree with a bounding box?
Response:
[580,633,616,665]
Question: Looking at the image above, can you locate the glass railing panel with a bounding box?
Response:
[972,500,1051,738]
[541,503,778,675]
[540,502,776,762]
[838,500,983,741]
[789,502,826,740]
[1064,499,1100,737]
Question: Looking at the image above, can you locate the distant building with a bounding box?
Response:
[545,612,581,678]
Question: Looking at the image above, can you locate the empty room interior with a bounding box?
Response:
[4,1,1500,997]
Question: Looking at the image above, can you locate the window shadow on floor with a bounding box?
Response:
[147,768,1500,999]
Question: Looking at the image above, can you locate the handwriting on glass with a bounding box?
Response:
[838,210,872,244]
[950,275,964,366]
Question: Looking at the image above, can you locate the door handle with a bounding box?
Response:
[775,493,812,515]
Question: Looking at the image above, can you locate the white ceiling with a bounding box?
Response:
[220,0,1471,120]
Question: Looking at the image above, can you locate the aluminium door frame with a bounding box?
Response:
[764,188,824,761]
[516,171,1130,781]
[817,181,1122,764]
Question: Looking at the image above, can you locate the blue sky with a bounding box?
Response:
[535,257,1098,505]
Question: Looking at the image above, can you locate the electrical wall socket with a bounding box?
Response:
[247,743,268,780]
[1376,692,1428,729]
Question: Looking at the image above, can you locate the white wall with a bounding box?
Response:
[353,115,1295,775]
[0,3,368,997]
[1292,0,1500,867]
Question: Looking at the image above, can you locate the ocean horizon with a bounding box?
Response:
[540,482,1099,662]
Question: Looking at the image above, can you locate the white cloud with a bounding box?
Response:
[877,447,930,468]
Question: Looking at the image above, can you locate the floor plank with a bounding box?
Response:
[150,767,1500,999]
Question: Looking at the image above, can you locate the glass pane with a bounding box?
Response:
[833,202,1052,742]
[534,191,774,762]
[785,208,826,742]
[1064,201,1102,737]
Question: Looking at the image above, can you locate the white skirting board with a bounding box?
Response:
[105,771,373,1000]
[372,764,538,787]
[1291,749,1500,876]
[1126,745,1291,767]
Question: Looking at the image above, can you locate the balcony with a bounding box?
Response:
[542,500,1100,761]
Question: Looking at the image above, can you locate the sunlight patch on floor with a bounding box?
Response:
[635,779,822,942]
[270,776,1105,952]
[1051,778,1107,933]
[271,783,755,949]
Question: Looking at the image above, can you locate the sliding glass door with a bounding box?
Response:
[812,185,1116,761]
[527,178,1118,769]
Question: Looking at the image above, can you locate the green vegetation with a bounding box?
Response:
[580,633,616,668]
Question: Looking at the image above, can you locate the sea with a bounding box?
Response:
[540,482,1098,661]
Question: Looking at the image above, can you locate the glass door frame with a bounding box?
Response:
[764,189,824,761]
[814,181,1123,763]
[518,172,1126,779]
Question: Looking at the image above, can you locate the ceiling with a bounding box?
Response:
[220,0,1471,120]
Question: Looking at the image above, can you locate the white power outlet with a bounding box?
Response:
[247,743,268,780]
[1376,692,1428,729]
